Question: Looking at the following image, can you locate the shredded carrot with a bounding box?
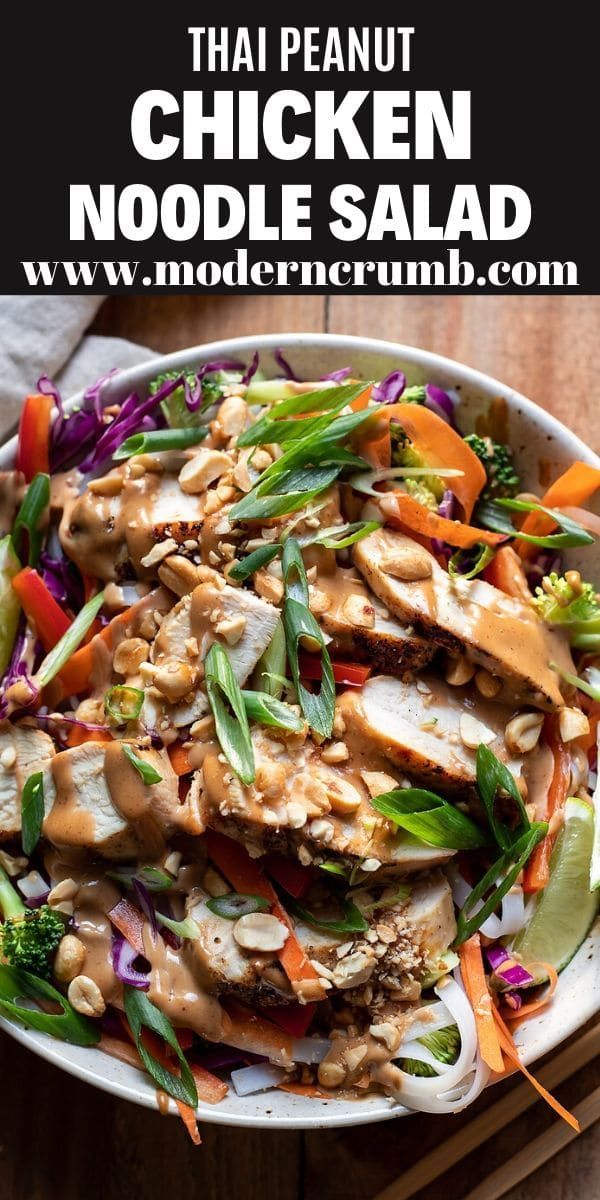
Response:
[278,1081,328,1098]
[204,831,322,988]
[516,462,600,559]
[524,716,570,892]
[66,725,113,748]
[190,1063,229,1105]
[491,1004,580,1132]
[98,1032,145,1070]
[503,963,558,1024]
[484,545,532,601]
[168,743,193,777]
[223,999,294,1067]
[458,935,505,1074]
[108,898,146,956]
[380,491,506,550]
[54,600,141,698]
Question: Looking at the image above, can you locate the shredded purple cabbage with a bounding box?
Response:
[83,369,120,419]
[40,550,85,611]
[194,1047,266,1070]
[424,384,456,425]
[79,376,184,471]
[37,374,64,417]
[274,349,300,381]
[184,359,245,412]
[32,711,109,735]
[133,879,158,941]
[0,621,38,718]
[111,933,150,990]
[503,991,523,1011]
[372,370,406,405]
[241,352,259,386]
[321,366,352,382]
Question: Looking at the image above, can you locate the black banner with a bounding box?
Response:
[2,7,594,293]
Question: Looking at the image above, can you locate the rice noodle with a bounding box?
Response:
[451,869,527,938]
[390,975,486,1113]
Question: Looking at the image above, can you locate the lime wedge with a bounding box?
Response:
[513,797,599,974]
[0,535,21,676]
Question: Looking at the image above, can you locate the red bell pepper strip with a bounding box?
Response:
[263,852,315,899]
[298,652,371,689]
[15,394,53,482]
[12,566,71,652]
[268,1002,317,1038]
[523,716,571,892]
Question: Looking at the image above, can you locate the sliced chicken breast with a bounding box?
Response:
[185,873,455,1006]
[319,568,434,675]
[0,724,56,840]
[42,740,202,858]
[199,726,456,872]
[146,579,280,728]
[339,673,525,795]
[354,528,573,708]
[60,466,206,582]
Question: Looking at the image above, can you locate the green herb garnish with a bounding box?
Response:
[123,986,198,1108]
[21,772,44,856]
[205,642,255,784]
[122,744,163,785]
[370,787,489,851]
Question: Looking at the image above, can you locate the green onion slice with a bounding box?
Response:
[287,896,368,935]
[476,744,530,853]
[205,642,255,784]
[448,543,496,580]
[242,689,304,733]
[348,466,464,498]
[123,986,198,1108]
[113,427,209,460]
[11,473,50,567]
[454,823,547,945]
[104,685,144,723]
[155,912,200,940]
[35,591,105,689]
[281,538,309,606]
[0,964,101,1045]
[206,893,271,920]
[550,661,600,702]
[122,744,163,785]
[370,787,489,850]
[479,498,594,549]
[227,544,281,582]
[20,772,44,856]
[301,520,381,550]
[251,618,287,699]
[283,597,335,738]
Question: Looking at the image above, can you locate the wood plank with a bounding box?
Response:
[327,295,600,447]
[92,294,326,352]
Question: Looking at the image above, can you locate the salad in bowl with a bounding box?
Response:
[0,344,598,1140]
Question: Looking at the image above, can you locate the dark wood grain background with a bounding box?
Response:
[1,295,598,1200]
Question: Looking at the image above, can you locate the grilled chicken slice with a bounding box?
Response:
[42,740,202,858]
[199,726,456,872]
[185,873,455,1005]
[60,465,206,582]
[144,579,280,732]
[186,891,292,1003]
[319,568,434,675]
[354,528,573,708]
[339,673,524,795]
[0,724,56,840]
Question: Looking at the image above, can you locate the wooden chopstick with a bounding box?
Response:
[373,1023,600,1200]
[463,1086,600,1200]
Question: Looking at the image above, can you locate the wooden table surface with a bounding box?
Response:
[1,295,598,1200]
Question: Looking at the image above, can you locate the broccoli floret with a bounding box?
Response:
[398,1024,460,1077]
[464,433,520,499]
[390,433,445,504]
[149,370,226,430]
[532,572,600,651]
[0,866,64,979]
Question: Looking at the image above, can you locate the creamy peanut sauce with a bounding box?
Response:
[20,386,584,1106]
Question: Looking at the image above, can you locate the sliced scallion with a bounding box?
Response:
[206,893,270,920]
[476,744,530,853]
[205,642,255,784]
[21,772,44,856]
[123,985,198,1107]
[251,618,287,699]
[479,497,594,549]
[11,473,50,567]
[113,427,209,460]
[35,591,105,689]
[155,912,200,940]
[370,787,489,850]
[287,896,368,935]
[454,823,547,945]
[242,689,304,733]
[0,964,101,1045]
[227,543,281,582]
[283,597,335,739]
[448,543,496,580]
[122,744,163,785]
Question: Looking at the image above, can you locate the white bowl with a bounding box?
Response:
[1,333,599,1130]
